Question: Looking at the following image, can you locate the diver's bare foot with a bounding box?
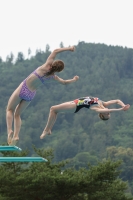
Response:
[7,130,13,145]
[10,137,19,146]
[40,130,52,139]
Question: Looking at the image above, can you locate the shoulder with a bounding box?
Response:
[37,66,46,74]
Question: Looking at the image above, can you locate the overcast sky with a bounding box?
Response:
[0,0,133,61]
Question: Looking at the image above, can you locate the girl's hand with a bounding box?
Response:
[73,75,79,81]
[70,46,75,51]
[122,104,130,111]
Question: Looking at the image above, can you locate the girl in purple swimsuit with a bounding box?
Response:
[40,96,130,139]
[6,46,79,145]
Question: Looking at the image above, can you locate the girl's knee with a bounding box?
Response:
[14,111,20,118]
[6,108,13,114]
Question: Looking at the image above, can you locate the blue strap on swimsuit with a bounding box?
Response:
[33,70,54,84]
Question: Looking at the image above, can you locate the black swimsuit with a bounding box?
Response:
[73,96,100,113]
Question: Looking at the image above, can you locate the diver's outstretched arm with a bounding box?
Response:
[45,46,75,66]
[91,104,130,113]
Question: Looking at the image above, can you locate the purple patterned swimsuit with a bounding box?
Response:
[19,70,54,101]
[19,80,36,101]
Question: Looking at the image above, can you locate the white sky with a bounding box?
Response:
[0,0,133,61]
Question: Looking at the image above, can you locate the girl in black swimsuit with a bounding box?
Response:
[40,97,130,139]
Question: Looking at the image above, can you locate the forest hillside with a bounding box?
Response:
[0,42,133,166]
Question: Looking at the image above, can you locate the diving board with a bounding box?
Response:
[0,157,48,162]
[0,146,22,151]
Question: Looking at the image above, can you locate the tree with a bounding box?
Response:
[6,53,14,63]
[60,42,64,48]
[0,42,133,196]
[16,52,24,62]
[106,146,133,182]
[0,57,3,63]
[0,147,131,200]
[70,152,98,169]
[28,48,32,57]
[45,44,50,53]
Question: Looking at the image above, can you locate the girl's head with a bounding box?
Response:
[99,113,110,120]
[47,60,64,75]
[52,60,64,72]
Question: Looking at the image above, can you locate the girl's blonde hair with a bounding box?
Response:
[99,113,109,120]
[98,101,109,120]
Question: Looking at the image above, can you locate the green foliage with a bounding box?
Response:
[69,152,98,169]
[0,42,133,195]
[106,146,133,182]
[0,148,132,200]
[106,146,133,196]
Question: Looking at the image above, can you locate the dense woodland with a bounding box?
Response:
[0,148,132,200]
[0,42,133,197]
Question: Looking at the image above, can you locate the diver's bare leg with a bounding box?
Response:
[11,100,30,145]
[40,101,76,139]
[6,85,23,144]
